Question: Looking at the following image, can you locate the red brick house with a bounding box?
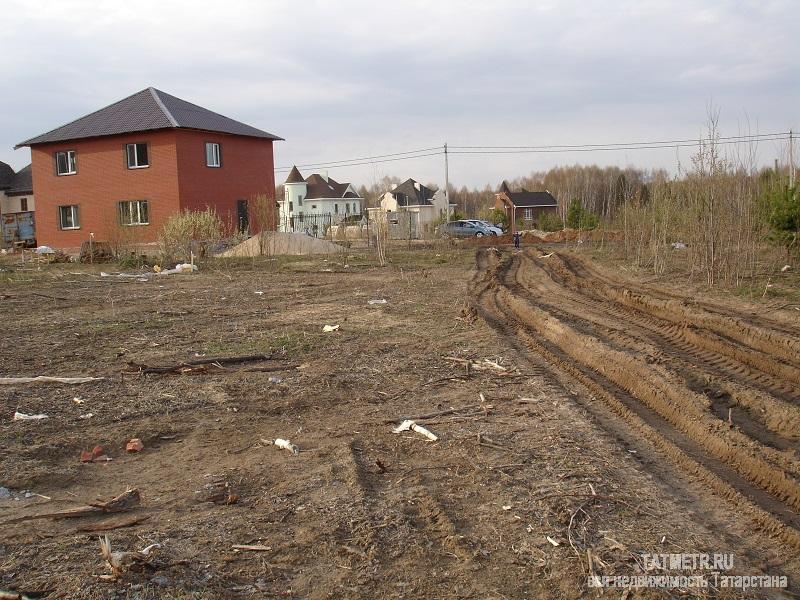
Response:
[494,182,558,233]
[16,88,282,251]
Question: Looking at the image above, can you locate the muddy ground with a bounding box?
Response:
[0,246,798,599]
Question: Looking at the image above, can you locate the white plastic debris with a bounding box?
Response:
[781,265,792,272]
[273,438,299,455]
[546,536,560,547]
[158,263,197,275]
[78,413,94,420]
[35,246,55,254]
[671,242,687,249]
[13,412,49,421]
[368,299,388,305]
[255,291,264,295]
[268,376,282,384]
[392,419,438,441]
[322,324,340,332]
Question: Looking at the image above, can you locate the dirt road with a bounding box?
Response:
[470,248,800,566]
[1,250,798,598]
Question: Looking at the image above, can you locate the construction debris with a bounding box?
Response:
[81,445,111,463]
[367,299,388,305]
[1,376,103,385]
[322,324,340,332]
[126,439,144,453]
[128,353,275,375]
[2,489,141,525]
[99,534,160,578]
[392,419,438,441]
[12,412,49,421]
[274,438,300,454]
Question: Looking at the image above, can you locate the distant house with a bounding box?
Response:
[367,178,451,239]
[15,87,282,251]
[280,166,363,236]
[494,182,558,233]
[0,162,35,248]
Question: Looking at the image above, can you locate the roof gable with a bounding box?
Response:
[391,178,437,206]
[0,161,14,188]
[498,186,557,207]
[6,165,32,195]
[16,87,282,147]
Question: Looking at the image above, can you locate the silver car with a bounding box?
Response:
[440,220,493,238]
[465,219,503,236]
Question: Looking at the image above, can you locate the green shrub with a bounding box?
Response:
[538,212,564,232]
[566,198,599,230]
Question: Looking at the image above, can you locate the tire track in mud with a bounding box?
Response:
[469,248,800,551]
[506,255,800,458]
[556,252,800,372]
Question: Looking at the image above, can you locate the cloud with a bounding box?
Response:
[1,0,797,187]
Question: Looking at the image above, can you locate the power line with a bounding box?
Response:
[449,131,789,150]
[274,146,442,172]
[272,132,792,174]
[450,136,792,155]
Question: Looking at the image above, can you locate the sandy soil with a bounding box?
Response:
[0,248,797,598]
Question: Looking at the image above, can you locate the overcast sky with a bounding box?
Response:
[2,0,798,188]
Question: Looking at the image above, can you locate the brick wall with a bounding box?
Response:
[31,130,277,250]
[175,130,276,234]
[31,130,180,249]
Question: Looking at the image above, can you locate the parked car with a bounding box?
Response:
[465,219,503,236]
[439,220,493,238]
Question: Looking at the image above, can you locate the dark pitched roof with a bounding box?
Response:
[498,184,557,207]
[16,87,283,148]
[0,161,14,188]
[390,178,438,206]
[5,165,33,195]
[304,173,360,200]
[285,166,304,184]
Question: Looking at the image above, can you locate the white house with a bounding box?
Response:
[367,178,451,238]
[0,162,36,248]
[280,166,363,237]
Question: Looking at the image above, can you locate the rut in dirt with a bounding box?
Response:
[469,247,800,551]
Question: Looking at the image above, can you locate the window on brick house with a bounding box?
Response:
[126,143,149,168]
[524,208,533,220]
[58,205,80,229]
[55,151,77,175]
[205,142,221,167]
[118,200,149,226]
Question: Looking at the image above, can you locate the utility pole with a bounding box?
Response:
[444,143,450,221]
[790,130,795,188]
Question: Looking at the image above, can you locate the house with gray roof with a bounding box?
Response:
[494,181,558,233]
[15,87,282,251]
[367,178,451,239]
[0,162,36,248]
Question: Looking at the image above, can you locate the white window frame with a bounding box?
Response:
[55,150,77,176]
[119,200,149,226]
[524,208,533,220]
[205,142,221,168]
[126,143,149,169]
[58,205,80,230]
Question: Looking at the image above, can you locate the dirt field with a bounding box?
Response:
[1,247,798,598]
